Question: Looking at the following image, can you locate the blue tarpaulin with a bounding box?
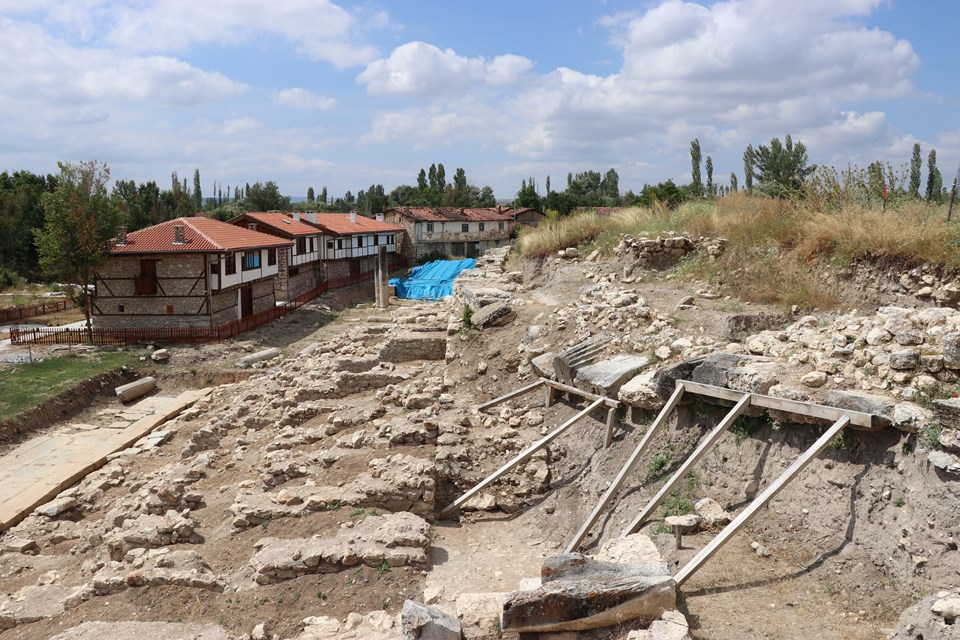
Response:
[390,258,475,300]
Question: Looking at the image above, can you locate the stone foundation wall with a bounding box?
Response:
[378,332,448,362]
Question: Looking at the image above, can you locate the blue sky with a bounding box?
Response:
[0,0,957,201]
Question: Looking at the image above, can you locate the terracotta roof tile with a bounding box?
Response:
[307,213,403,236]
[385,207,512,223]
[112,217,291,254]
[229,212,321,237]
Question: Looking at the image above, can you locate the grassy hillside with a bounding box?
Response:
[518,194,959,309]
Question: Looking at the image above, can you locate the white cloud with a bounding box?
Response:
[95,0,379,67]
[357,42,533,98]
[273,88,336,110]
[358,0,921,178]
[0,18,247,107]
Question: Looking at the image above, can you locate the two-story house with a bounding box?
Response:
[93,217,291,329]
[305,212,404,283]
[228,211,323,301]
[382,207,512,261]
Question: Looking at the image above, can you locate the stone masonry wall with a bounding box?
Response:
[94,254,212,329]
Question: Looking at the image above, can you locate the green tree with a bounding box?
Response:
[477,186,496,207]
[192,169,202,211]
[244,181,291,211]
[307,186,315,203]
[690,139,703,196]
[637,180,683,208]
[514,177,541,210]
[320,186,328,204]
[600,168,620,203]
[729,172,738,193]
[909,143,922,198]
[927,149,943,202]
[388,184,418,206]
[705,156,714,197]
[0,170,57,279]
[752,135,814,197]
[743,144,755,193]
[35,161,120,341]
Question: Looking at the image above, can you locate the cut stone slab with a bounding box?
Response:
[35,496,78,518]
[595,534,668,574]
[456,592,504,639]
[933,398,960,431]
[1,536,38,553]
[401,599,461,640]
[531,352,557,380]
[665,515,699,534]
[48,621,238,640]
[619,371,664,411]
[827,390,894,423]
[723,313,786,340]
[501,554,676,633]
[929,450,960,476]
[574,355,650,396]
[892,402,931,434]
[471,302,515,329]
[0,584,86,629]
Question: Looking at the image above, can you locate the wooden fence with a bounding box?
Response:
[0,299,71,324]
[10,257,408,346]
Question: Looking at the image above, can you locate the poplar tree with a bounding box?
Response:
[705,156,714,197]
[927,149,942,201]
[909,143,922,197]
[743,145,755,193]
[690,139,702,196]
[730,172,738,192]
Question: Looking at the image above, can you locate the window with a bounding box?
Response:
[498,222,505,231]
[289,267,299,277]
[296,237,307,254]
[134,259,158,295]
[373,234,379,246]
[390,235,396,244]
[327,240,334,250]
[210,261,219,275]
[242,251,261,271]
[118,305,124,312]
[309,237,315,252]
[337,239,343,250]
[479,222,485,232]
[357,236,363,248]
[225,252,237,275]
[461,223,469,233]
[426,222,434,233]
[267,248,277,266]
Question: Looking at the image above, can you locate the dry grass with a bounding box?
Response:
[518,195,959,309]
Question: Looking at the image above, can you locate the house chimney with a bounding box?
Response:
[293,211,301,222]
[304,211,318,224]
[375,213,384,222]
[116,226,127,246]
[247,223,257,231]
[173,223,186,244]
[349,211,357,224]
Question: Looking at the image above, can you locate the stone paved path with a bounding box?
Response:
[0,388,210,532]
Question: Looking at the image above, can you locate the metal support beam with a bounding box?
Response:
[623,393,752,537]
[440,397,606,518]
[675,415,850,586]
[565,385,685,553]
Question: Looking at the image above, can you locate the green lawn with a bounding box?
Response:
[0,351,139,422]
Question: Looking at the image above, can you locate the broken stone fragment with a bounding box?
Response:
[400,599,461,640]
[501,554,676,633]
[471,302,515,329]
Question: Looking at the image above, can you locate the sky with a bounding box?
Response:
[1,0,958,202]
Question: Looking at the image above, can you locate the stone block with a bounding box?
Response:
[471,302,515,329]
[933,398,960,431]
[574,355,650,397]
[401,600,461,640]
[501,554,676,633]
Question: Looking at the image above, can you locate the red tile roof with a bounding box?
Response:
[229,212,320,237]
[385,207,513,223]
[112,217,292,254]
[307,213,403,236]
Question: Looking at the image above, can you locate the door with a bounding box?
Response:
[240,286,253,318]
